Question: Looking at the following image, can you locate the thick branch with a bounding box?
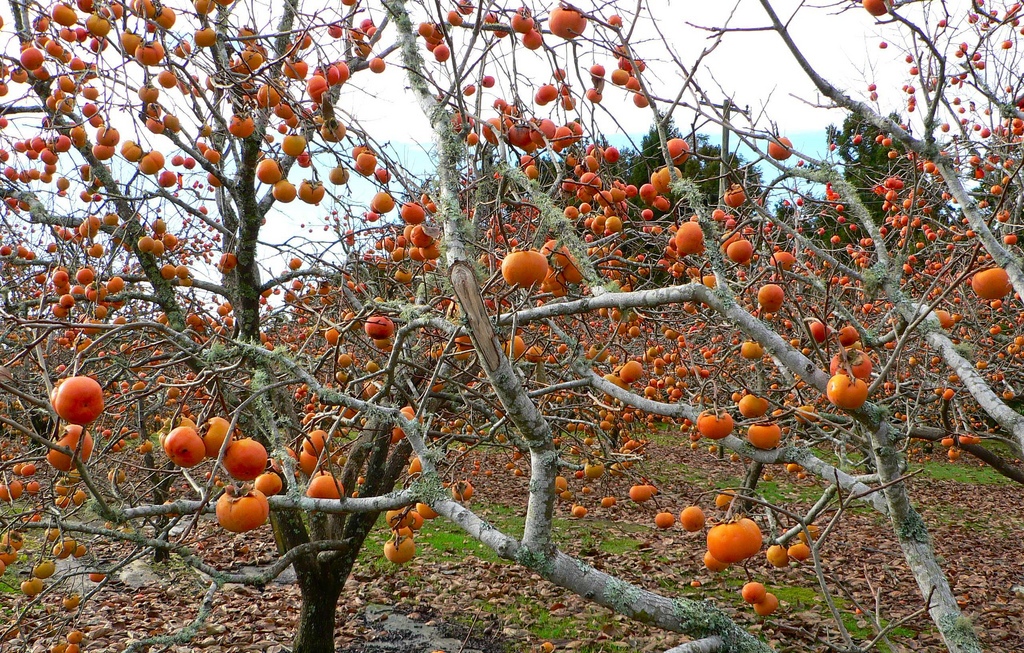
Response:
[430,496,771,652]
[909,426,1024,484]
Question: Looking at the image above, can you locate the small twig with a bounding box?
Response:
[457,612,479,653]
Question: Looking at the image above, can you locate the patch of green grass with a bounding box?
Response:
[811,440,1015,486]
[771,584,820,608]
[645,426,684,447]
[706,475,825,507]
[710,476,745,491]
[657,462,717,484]
[597,536,638,554]
[472,593,616,645]
[911,459,1009,484]
[767,583,917,652]
[469,500,526,536]
[678,578,916,650]
[917,501,1022,536]
[808,446,845,467]
[359,516,505,572]
[475,501,522,519]
[652,574,689,594]
[758,479,825,504]
[418,523,500,563]
[550,515,648,555]
[531,611,577,641]
[841,613,916,652]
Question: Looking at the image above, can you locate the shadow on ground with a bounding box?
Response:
[336,604,508,653]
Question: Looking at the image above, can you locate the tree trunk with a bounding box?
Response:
[740,460,763,512]
[145,454,172,563]
[286,429,408,653]
[867,423,983,653]
[293,571,344,653]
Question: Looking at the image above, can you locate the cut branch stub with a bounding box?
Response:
[449,261,502,373]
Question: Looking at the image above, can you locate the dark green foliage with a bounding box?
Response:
[825,113,955,247]
[826,113,903,222]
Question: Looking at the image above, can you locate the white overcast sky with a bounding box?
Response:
[0,0,925,160]
[341,0,916,159]
[0,0,966,276]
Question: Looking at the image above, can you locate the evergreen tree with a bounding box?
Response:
[826,113,901,222]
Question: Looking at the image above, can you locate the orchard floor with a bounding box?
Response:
[5,433,1024,653]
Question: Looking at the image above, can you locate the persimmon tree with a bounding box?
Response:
[0,1,1022,652]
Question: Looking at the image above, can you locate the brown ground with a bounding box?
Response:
[4,435,1023,653]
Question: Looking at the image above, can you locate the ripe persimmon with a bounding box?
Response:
[787,541,811,561]
[830,349,873,380]
[451,480,474,501]
[618,360,643,384]
[654,512,675,529]
[272,180,297,203]
[674,221,704,255]
[203,417,234,458]
[680,506,706,531]
[724,184,747,208]
[706,517,762,563]
[370,191,395,214]
[256,158,282,185]
[725,238,753,264]
[628,484,654,503]
[416,503,439,519]
[738,394,769,418]
[384,535,415,564]
[768,136,793,160]
[667,138,690,164]
[971,267,1011,300]
[757,284,784,313]
[826,374,868,410]
[766,544,789,567]
[163,427,205,468]
[51,376,104,425]
[223,438,268,481]
[740,341,764,360]
[753,592,779,616]
[281,134,306,157]
[501,250,549,288]
[400,202,426,224]
[254,472,283,496]
[364,315,395,339]
[47,425,94,472]
[747,422,781,449]
[703,550,730,572]
[696,411,734,440]
[741,581,767,604]
[306,472,344,499]
[548,6,587,39]
[863,0,889,16]
[216,486,269,533]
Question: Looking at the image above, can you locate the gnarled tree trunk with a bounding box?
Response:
[293,569,344,653]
